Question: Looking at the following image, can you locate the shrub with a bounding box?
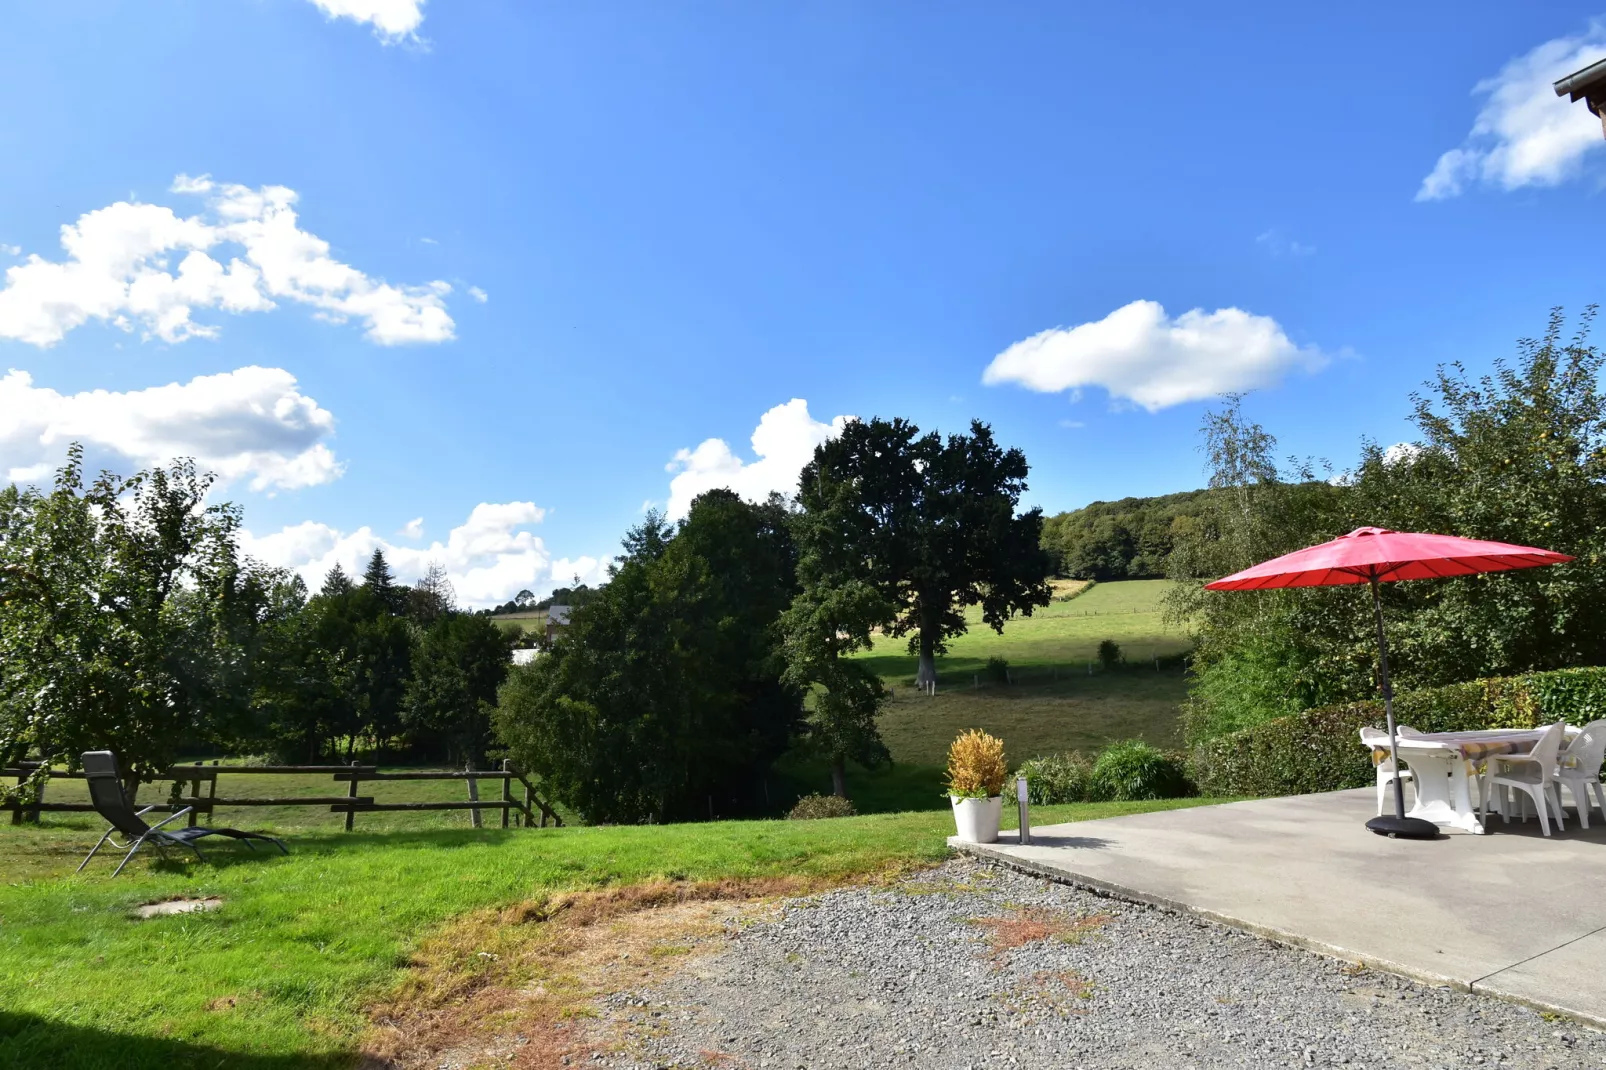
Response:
[946,729,1008,798]
[1015,751,1093,804]
[985,656,1011,685]
[1097,639,1123,670]
[1089,739,1193,801]
[1188,665,1606,798]
[787,793,857,819]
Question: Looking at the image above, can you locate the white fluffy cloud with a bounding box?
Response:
[982,300,1325,412]
[305,0,425,43]
[1418,24,1606,200]
[0,175,454,347]
[241,502,611,609]
[665,399,853,520]
[0,365,340,491]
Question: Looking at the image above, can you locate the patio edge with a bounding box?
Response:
[948,839,1606,1032]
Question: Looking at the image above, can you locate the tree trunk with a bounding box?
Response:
[914,621,938,691]
[831,758,848,799]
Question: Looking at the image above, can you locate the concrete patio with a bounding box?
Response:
[951,789,1606,1028]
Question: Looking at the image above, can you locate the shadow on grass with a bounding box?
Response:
[61,826,538,880]
[772,756,947,814]
[0,1012,354,1070]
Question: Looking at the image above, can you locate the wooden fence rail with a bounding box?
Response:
[3,759,562,830]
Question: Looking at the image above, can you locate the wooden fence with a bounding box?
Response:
[3,760,563,829]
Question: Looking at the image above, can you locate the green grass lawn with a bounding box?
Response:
[0,580,1210,1066]
[0,797,1224,1069]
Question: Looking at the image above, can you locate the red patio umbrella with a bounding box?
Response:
[1204,527,1574,838]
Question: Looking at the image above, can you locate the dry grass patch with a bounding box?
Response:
[969,907,1113,956]
[363,876,838,1069]
[996,968,1097,1019]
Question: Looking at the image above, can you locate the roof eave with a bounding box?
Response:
[1554,57,1606,103]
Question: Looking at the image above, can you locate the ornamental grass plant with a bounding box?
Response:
[786,793,857,819]
[946,729,1007,798]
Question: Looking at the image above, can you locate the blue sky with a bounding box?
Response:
[3,1,1604,605]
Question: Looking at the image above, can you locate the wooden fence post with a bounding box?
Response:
[26,772,44,824]
[10,768,24,826]
[500,759,512,829]
[189,767,201,827]
[344,760,359,831]
[466,763,482,829]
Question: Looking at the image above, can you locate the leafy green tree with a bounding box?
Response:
[0,448,272,796]
[797,417,1052,689]
[1345,307,1606,684]
[403,611,515,767]
[1165,397,1354,740]
[1041,488,1223,580]
[239,573,350,762]
[1173,310,1606,742]
[277,560,415,759]
[779,579,892,798]
[496,490,802,823]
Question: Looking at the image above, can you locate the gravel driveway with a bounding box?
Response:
[587,859,1604,1070]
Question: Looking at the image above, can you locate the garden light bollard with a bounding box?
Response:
[1016,775,1031,845]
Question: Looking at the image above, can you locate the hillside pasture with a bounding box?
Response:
[851,579,1194,770]
[489,609,547,635]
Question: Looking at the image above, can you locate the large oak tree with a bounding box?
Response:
[796,417,1052,690]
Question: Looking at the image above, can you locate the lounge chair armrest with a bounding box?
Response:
[144,807,194,832]
[134,804,160,816]
[1489,753,1540,768]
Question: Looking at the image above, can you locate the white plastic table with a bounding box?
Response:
[1379,729,1578,834]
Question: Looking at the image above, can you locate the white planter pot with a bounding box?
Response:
[950,794,1003,843]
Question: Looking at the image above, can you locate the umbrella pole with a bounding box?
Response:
[1365,576,1438,839]
[1370,577,1405,821]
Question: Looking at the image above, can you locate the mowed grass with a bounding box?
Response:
[850,579,1194,769]
[0,797,1224,1069]
[854,579,1190,684]
[491,610,546,636]
[875,669,1191,767]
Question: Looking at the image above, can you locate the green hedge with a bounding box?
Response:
[1189,666,1606,798]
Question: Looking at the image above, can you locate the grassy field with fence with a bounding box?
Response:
[6,762,567,836]
[849,579,1194,774]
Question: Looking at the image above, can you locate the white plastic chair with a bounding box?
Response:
[1359,727,1414,816]
[1482,722,1569,836]
[1555,719,1606,830]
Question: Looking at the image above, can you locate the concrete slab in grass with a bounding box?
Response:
[951,788,1606,1028]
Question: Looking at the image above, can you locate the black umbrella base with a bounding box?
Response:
[1366,814,1440,839]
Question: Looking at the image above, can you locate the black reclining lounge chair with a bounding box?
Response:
[76,751,287,877]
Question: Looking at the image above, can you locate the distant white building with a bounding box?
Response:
[511,648,541,666]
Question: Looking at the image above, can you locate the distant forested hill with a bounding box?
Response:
[1040,489,1223,580]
